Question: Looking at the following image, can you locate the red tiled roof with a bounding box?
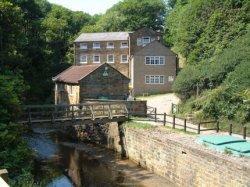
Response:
[52,64,102,84]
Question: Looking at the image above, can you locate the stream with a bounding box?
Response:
[24,128,141,187]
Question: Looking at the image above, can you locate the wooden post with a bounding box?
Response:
[198,123,201,134]
[172,115,176,129]
[66,106,69,118]
[184,119,187,132]
[229,124,232,135]
[71,105,74,121]
[51,111,55,124]
[163,113,166,126]
[90,105,95,120]
[154,108,157,122]
[216,121,219,133]
[28,107,31,125]
[243,126,246,139]
[108,104,113,119]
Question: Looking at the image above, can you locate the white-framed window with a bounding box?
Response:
[145,56,165,65]
[120,41,128,48]
[107,54,114,63]
[80,43,87,49]
[93,55,100,63]
[145,75,164,84]
[107,42,114,49]
[142,37,151,45]
[168,76,174,82]
[80,54,87,64]
[93,42,100,49]
[121,54,128,63]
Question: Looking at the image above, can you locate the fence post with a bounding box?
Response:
[198,123,201,134]
[154,108,157,122]
[229,124,232,135]
[243,126,246,139]
[184,119,187,132]
[216,121,219,133]
[173,115,175,129]
[163,113,166,126]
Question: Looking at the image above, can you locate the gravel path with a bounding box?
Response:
[138,93,180,114]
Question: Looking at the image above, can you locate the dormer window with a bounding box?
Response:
[80,43,87,49]
[121,42,128,48]
[93,42,100,49]
[107,42,114,49]
[142,37,150,45]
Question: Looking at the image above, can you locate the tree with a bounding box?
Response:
[83,0,166,32]
[165,0,248,63]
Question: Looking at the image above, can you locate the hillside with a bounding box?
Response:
[164,0,250,132]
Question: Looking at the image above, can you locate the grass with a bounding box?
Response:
[224,148,233,155]
[163,124,196,135]
[124,121,155,130]
[125,120,197,135]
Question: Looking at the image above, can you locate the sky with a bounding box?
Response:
[47,0,122,15]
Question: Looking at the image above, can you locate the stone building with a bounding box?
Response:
[131,40,177,95]
[74,32,130,77]
[52,63,130,104]
[73,28,178,96]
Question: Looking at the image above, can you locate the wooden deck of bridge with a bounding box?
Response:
[18,101,129,125]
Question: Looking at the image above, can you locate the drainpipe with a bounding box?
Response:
[74,42,76,65]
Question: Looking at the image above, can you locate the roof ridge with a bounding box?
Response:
[77,64,102,82]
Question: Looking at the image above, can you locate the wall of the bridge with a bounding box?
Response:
[57,121,121,146]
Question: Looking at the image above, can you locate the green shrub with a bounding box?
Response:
[173,30,250,98]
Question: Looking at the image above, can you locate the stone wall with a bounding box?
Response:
[108,126,250,187]
[54,83,80,105]
[79,64,130,101]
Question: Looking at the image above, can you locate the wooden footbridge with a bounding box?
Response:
[18,101,129,126]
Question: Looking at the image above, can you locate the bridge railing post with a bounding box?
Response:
[108,104,113,119]
[90,105,95,120]
[71,105,74,121]
[51,111,55,124]
[28,107,31,125]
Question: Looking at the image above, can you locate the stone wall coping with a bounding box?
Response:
[126,127,250,171]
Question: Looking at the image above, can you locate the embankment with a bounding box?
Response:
[106,123,250,187]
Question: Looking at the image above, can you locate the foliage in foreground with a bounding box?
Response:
[0,73,34,185]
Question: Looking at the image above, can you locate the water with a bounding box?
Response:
[25,129,140,187]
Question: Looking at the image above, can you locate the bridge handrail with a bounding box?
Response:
[19,102,128,124]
